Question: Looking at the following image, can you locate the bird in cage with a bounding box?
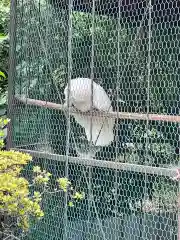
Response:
[64,78,115,147]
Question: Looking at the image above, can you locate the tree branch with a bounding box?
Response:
[14,96,180,123]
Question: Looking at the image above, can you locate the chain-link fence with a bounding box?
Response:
[8,0,179,239]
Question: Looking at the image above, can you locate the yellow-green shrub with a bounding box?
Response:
[0,119,84,238]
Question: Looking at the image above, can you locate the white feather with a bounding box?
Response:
[64,78,115,146]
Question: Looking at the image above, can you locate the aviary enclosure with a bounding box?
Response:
[8,0,179,239]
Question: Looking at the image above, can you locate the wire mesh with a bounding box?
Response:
[8,0,180,239]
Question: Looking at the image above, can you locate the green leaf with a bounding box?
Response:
[33,166,41,173]
[72,192,85,200]
[68,201,74,207]
[0,94,7,105]
[0,71,6,79]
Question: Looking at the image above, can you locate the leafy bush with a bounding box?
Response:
[0,0,10,36]
[0,118,84,239]
[0,0,9,113]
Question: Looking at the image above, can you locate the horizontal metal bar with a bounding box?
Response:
[14,96,180,123]
[12,148,177,178]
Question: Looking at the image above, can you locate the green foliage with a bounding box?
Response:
[33,166,52,185]
[57,177,71,192]
[0,0,9,114]
[0,173,44,230]
[0,0,10,35]
[0,118,9,148]
[0,118,84,239]
[0,117,46,235]
[58,177,85,207]
[0,69,8,97]
[153,177,178,210]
